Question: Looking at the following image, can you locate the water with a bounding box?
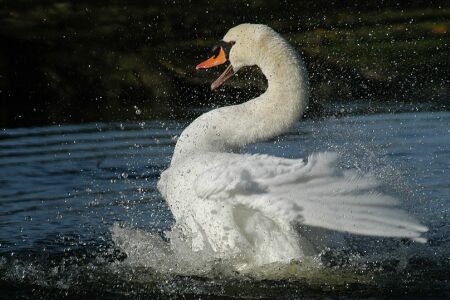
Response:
[0,109,449,298]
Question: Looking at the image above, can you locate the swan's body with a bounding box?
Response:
[157,24,427,268]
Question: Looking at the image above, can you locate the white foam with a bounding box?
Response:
[110,223,326,279]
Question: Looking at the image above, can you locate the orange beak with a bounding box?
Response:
[196,47,227,70]
[196,46,235,91]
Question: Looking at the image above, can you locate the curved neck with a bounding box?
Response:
[226,38,309,148]
[171,38,308,164]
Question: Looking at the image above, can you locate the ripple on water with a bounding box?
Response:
[0,112,449,298]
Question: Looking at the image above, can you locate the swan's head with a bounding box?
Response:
[196,24,275,91]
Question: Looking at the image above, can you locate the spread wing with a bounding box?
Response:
[194,152,427,242]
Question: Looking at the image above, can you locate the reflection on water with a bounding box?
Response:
[0,110,449,298]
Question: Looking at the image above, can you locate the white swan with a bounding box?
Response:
[157,24,427,268]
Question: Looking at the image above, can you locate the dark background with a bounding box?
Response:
[1,0,449,128]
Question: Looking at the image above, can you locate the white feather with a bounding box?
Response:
[157,24,427,269]
[193,152,427,243]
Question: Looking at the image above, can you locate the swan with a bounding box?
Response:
[157,24,427,269]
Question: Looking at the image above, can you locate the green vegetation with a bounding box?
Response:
[293,10,449,101]
[0,1,448,127]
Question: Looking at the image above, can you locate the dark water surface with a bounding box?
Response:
[0,109,449,298]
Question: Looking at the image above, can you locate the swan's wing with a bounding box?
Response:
[194,152,427,242]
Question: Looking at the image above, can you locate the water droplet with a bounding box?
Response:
[134,105,142,115]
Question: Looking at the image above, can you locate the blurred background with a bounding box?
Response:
[1,0,449,128]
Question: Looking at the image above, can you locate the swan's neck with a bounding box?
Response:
[247,39,309,138]
[172,39,308,164]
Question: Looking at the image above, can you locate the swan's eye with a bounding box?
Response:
[211,45,221,58]
[211,41,234,59]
